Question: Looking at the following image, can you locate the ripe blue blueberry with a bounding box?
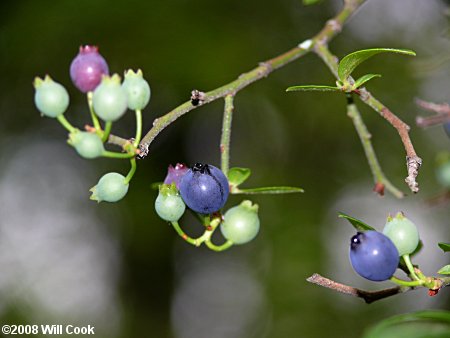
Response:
[179,163,229,214]
[443,122,450,139]
[349,231,399,281]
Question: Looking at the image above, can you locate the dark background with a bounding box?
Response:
[0,0,449,337]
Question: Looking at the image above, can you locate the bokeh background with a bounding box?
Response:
[1,0,450,337]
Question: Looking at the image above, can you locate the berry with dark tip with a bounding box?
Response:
[179,163,229,214]
[349,231,399,281]
[70,45,109,93]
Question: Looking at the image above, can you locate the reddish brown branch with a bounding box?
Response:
[416,99,450,128]
[306,273,413,304]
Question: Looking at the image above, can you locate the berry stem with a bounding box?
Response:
[124,158,137,184]
[56,114,76,133]
[220,94,234,176]
[102,151,135,159]
[205,240,233,252]
[133,109,143,148]
[102,121,113,142]
[346,95,404,198]
[87,91,102,131]
[170,221,201,246]
[402,254,420,281]
[390,276,423,287]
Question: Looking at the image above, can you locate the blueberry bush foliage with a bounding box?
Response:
[33,0,450,336]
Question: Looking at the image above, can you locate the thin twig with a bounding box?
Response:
[306,273,413,304]
[416,99,450,127]
[220,94,235,176]
[133,0,366,157]
[346,96,404,198]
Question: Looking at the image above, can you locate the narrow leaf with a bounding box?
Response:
[354,73,381,89]
[227,167,251,187]
[286,85,340,92]
[338,48,416,81]
[438,242,450,252]
[233,186,304,195]
[338,212,375,231]
[363,310,450,338]
[438,265,450,275]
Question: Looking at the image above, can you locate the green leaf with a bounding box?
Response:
[363,310,450,338]
[438,242,450,252]
[338,212,375,231]
[338,48,416,81]
[302,0,323,5]
[438,265,450,275]
[227,167,251,187]
[233,186,304,195]
[286,85,340,92]
[353,74,381,89]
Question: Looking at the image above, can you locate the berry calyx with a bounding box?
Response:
[122,69,151,110]
[68,131,105,159]
[383,212,419,256]
[70,45,109,93]
[220,200,260,245]
[33,75,69,118]
[179,163,230,214]
[92,74,128,122]
[155,183,186,222]
[163,163,188,189]
[90,172,129,202]
[349,231,399,281]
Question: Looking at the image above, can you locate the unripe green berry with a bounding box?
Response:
[122,69,151,110]
[33,75,69,118]
[220,200,260,245]
[382,212,419,256]
[90,172,129,203]
[68,131,104,159]
[92,74,128,122]
[436,161,450,188]
[155,183,186,222]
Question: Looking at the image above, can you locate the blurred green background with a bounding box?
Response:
[1,0,450,337]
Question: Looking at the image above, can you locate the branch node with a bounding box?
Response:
[191,89,206,106]
[405,155,422,193]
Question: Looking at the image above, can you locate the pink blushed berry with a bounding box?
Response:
[163,163,188,189]
[70,45,109,93]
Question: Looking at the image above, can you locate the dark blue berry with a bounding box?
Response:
[349,231,399,281]
[444,122,450,138]
[179,163,229,214]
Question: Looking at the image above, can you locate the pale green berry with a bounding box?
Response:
[90,172,129,203]
[383,212,419,256]
[220,200,260,245]
[122,69,151,110]
[92,74,128,121]
[437,162,450,188]
[68,131,104,159]
[155,183,186,222]
[33,75,69,118]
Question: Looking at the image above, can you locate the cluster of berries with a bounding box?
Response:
[155,163,260,246]
[33,46,151,202]
[349,212,419,281]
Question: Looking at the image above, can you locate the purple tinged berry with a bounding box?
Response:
[179,163,229,214]
[349,231,399,282]
[163,163,188,189]
[443,122,450,139]
[70,45,109,93]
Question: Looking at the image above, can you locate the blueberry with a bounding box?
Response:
[155,183,186,222]
[220,200,260,244]
[33,75,69,118]
[444,122,450,138]
[349,231,399,281]
[179,163,229,214]
[383,212,419,256]
[122,69,151,110]
[92,74,128,122]
[70,45,109,93]
[90,172,129,203]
